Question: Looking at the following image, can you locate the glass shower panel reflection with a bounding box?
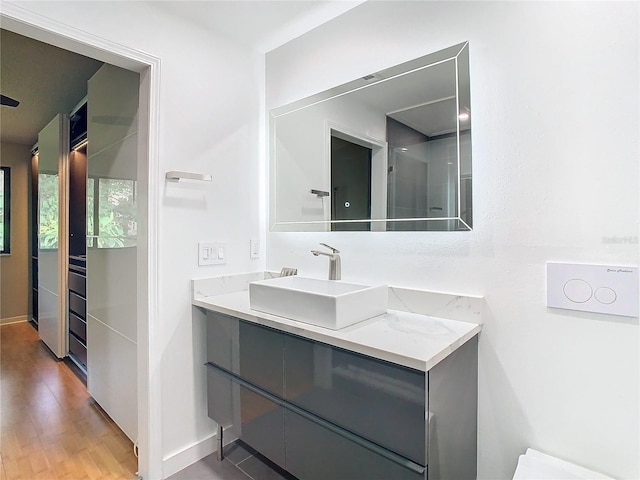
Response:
[387,134,460,231]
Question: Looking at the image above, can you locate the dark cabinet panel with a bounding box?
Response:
[203,312,481,480]
[69,333,87,367]
[69,291,86,320]
[68,270,86,297]
[285,409,423,480]
[238,321,284,396]
[206,311,284,396]
[68,148,87,256]
[69,312,87,343]
[206,364,286,469]
[284,334,426,465]
[239,385,285,467]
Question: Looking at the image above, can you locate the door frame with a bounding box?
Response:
[1,4,162,478]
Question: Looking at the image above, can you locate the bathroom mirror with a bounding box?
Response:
[270,42,472,232]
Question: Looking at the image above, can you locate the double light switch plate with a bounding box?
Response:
[546,262,638,318]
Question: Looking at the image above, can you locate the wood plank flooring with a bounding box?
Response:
[0,322,138,479]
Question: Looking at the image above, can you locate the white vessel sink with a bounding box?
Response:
[249,276,388,330]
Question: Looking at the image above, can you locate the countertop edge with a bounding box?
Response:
[193,294,481,372]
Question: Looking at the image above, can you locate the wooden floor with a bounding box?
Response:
[0,322,138,480]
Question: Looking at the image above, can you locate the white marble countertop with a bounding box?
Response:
[193,275,482,372]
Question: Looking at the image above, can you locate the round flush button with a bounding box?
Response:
[563,279,593,303]
[595,287,617,305]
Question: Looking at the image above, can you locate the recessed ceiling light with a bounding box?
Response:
[458,112,470,121]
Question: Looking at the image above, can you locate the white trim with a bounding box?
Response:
[162,434,217,479]
[0,315,29,325]
[0,3,163,478]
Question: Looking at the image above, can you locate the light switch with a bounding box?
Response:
[198,242,226,266]
[250,238,260,259]
[547,262,638,317]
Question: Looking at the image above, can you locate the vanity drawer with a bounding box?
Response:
[206,363,286,470]
[284,334,426,465]
[284,409,424,480]
[69,291,86,320]
[205,312,284,396]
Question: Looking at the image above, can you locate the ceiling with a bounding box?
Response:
[0,29,103,146]
[0,1,364,147]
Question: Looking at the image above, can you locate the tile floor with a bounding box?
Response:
[167,441,297,480]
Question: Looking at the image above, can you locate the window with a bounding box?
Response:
[38,173,59,250]
[87,177,137,248]
[0,167,10,253]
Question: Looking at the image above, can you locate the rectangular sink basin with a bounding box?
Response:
[249,276,388,330]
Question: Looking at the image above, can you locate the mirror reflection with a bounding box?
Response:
[270,42,472,231]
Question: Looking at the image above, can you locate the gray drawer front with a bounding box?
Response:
[285,409,423,480]
[69,333,87,367]
[68,291,86,319]
[238,321,283,396]
[68,270,86,297]
[69,312,86,343]
[238,384,285,469]
[284,334,426,465]
[206,312,284,396]
[206,364,286,470]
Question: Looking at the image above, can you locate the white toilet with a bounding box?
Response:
[512,449,614,479]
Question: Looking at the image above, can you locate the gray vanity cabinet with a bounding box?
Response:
[283,334,426,465]
[206,311,286,466]
[205,310,478,480]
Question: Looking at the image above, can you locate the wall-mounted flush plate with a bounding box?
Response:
[199,242,226,266]
[250,238,260,259]
[547,262,638,317]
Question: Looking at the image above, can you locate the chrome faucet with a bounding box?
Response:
[311,243,341,280]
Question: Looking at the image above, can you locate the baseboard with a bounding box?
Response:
[1,315,28,325]
[162,433,217,478]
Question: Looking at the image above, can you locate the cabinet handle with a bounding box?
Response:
[205,362,425,475]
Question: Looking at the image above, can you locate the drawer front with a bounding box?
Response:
[238,384,285,469]
[284,334,426,465]
[68,270,86,297]
[69,312,87,342]
[68,291,86,320]
[284,409,424,480]
[206,363,286,470]
[69,333,87,367]
[206,312,284,396]
[238,321,284,396]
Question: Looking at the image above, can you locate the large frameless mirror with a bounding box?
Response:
[270,42,472,232]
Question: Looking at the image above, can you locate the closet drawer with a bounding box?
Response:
[69,333,87,367]
[69,312,87,343]
[284,334,426,465]
[68,270,86,297]
[69,291,86,319]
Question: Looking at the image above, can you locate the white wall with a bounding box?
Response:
[266,2,639,479]
[4,1,266,477]
[0,142,31,323]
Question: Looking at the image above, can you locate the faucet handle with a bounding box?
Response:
[319,242,340,254]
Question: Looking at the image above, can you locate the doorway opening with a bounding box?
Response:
[327,127,388,232]
[1,6,160,477]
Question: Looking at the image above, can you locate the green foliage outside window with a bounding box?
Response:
[39,173,59,249]
[95,178,137,248]
[39,174,136,250]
